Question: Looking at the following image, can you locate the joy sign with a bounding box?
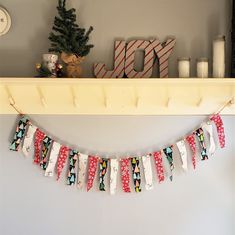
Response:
[94,37,176,78]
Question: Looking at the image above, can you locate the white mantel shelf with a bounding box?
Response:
[0,78,234,115]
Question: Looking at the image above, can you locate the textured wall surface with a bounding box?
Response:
[0,0,234,235]
[0,0,232,77]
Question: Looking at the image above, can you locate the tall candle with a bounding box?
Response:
[213,35,225,78]
[197,58,209,78]
[178,58,190,78]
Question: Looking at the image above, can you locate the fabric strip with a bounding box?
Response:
[203,121,216,156]
[22,124,37,157]
[163,146,174,181]
[195,128,208,160]
[176,140,188,171]
[77,153,88,189]
[99,158,109,191]
[67,150,79,185]
[210,114,225,148]
[33,128,45,164]
[87,156,99,192]
[142,154,153,190]
[120,158,131,193]
[45,141,61,177]
[10,116,29,151]
[153,151,165,183]
[110,159,119,195]
[57,146,70,180]
[40,136,53,170]
[131,157,141,192]
[186,134,196,169]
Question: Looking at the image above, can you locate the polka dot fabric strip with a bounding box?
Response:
[153,151,164,183]
[186,134,196,169]
[33,129,45,165]
[120,158,131,193]
[87,156,99,192]
[57,146,70,180]
[210,114,225,148]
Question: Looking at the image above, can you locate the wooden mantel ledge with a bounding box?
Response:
[0,78,234,115]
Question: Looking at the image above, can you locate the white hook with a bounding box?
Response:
[71,86,79,108]
[103,87,108,108]
[37,87,47,107]
[166,97,171,107]
[197,97,203,107]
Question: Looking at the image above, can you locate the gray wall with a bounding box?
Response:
[0,0,232,77]
[0,1,235,235]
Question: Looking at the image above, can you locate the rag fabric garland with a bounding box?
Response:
[9,112,226,195]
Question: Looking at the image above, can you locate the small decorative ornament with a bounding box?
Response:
[0,7,11,36]
[178,57,191,78]
[213,35,225,78]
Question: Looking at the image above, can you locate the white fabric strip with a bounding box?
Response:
[142,154,153,190]
[22,124,37,157]
[110,159,119,195]
[176,140,188,171]
[45,141,61,177]
[77,153,88,189]
[203,121,216,156]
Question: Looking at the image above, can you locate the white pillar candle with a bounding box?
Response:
[197,58,209,78]
[178,58,190,78]
[213,35,225,78]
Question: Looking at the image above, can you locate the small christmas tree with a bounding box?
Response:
[49,0,94,57]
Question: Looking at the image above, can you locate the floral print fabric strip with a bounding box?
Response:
[77,153,88,189]
[99,158,109,191]
[186,134,196,169]
[45,141,61,177]
[195,128,208,161]
[33,128,45,164]
[120,158,131,193]
[131,157,141,192]
[110,159,119,195]
[176,140,188,171]
[163,146,174,181]
[153,151,164,183]
[87,156,99,192]
[57,146,70,180]
[142,154,153,190]
[203,121,216,156]
[210,114,225,148]
[40,136,53,170]
[67,150,79,185]
[10,116,29,151]
[22,124,37,157]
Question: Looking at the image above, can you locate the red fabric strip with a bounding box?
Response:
[153,151,164,183]
[33,129,45,164]
[120,158,131,193]
[87,156,99,191]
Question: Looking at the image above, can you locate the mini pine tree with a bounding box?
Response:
[49,0,94,57]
